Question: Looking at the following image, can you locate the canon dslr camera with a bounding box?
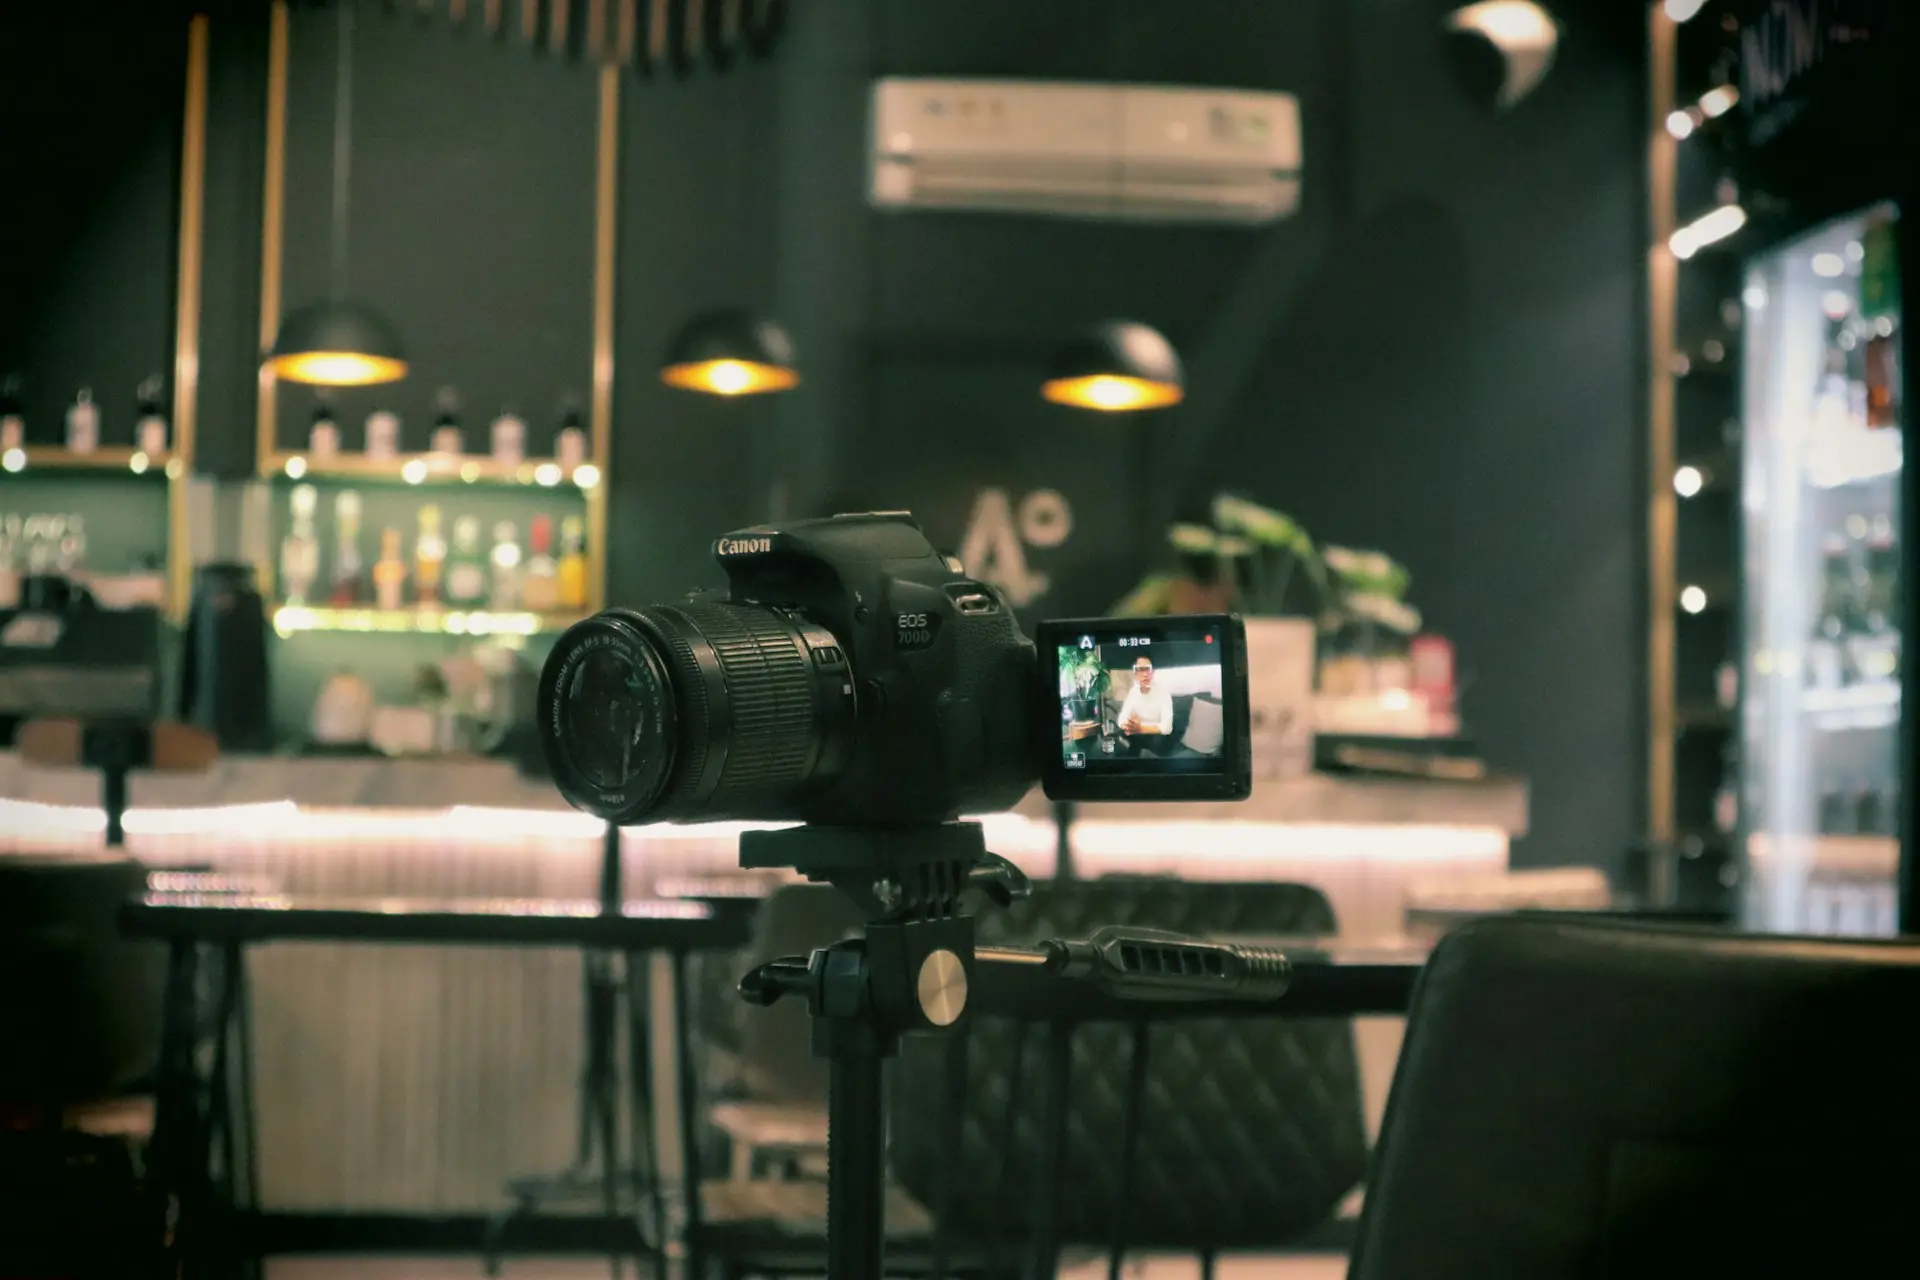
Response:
[537,510,1251,826]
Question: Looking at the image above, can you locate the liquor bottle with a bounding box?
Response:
[414,504,448,605]
[1865,319,1902,429]
[66,388,99,453]
[281,485,321,606]
[444,515,489,608]
[309,398,340,458]
[329,490,365,604]
[1814,338,1853,435]
[135,377,168,456]
[490,407,525,467]
[365,408,400,460]
[430,388,463,456]
[554,403,587,471]
[489,520,523,610]
[1810,533,1851,689]
[0,376,22,452]
[556,515,588,609]
[522,515,559,611]
[372,528,407,611]
[1864,513,1902,680]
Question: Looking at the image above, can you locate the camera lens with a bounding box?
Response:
[538,603,859,825]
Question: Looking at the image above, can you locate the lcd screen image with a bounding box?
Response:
[1055,627,1228,777]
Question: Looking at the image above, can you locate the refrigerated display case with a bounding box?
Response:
[1741,205,1905,936]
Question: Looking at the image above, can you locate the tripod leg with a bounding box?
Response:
[824,1022,888,1280]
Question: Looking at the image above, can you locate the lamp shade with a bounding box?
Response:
[1042,320,1184,412]
[264,301,408,386]
[661,309,799,396]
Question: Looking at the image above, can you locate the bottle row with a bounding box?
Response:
[0,379,170,456]
[280,486,587,615]
[292,390,587,471]
[1809,512,1903,689]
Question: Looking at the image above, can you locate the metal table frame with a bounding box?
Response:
[121,893,755,1280]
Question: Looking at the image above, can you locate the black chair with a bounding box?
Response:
[697,878,1368,1279]
[1348,914,1920,1279]
[891,878,1368,1277]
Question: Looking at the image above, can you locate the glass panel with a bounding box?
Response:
[1742,204,1903,937]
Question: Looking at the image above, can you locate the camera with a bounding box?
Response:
[536,511,1250,826]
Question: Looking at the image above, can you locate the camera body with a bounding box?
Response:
[714,512,1037,824]
[538,510,1250,829]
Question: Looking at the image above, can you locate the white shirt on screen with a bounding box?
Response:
[1116,683,1174,735]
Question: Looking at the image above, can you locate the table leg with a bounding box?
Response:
[671,951,706,1280]
[147,939,201,1280]
[1026,1021,1074,1280]
[625,950,667,1279]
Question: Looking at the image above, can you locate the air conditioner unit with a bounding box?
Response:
[870,78,1302,225]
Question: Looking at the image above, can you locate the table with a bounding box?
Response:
[120,892,755,1280]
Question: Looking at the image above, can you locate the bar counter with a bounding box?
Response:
[1,751,1526,1214]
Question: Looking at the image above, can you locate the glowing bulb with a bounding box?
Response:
[1674,466,1704,497]
[266,352,407,387]
[1680,585,1708,614]
[166,457,185,479]
[1664,0,1707,21]
[661,358,799,397]
[1670,204,1746,260]
[707,360,753,395]
[1041,374,1183,412]
[1846,241,1865,263]
[534,463,562,487]
[1698,85,1738,118]
[571,463,602,490]
[129,451,150,474]
[1822,291,1852,319]
[401,459,428,485]
[460,461,482,483]
[1,448,23,473]
[1666,110,1696,140]
[1743,284,1768,310]
[284,456,308,479]
[1812,252,1846,278]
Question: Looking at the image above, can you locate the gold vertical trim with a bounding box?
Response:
[168,14,212,622]
[256,1,290,479]
[587,62,620,612]
[1648,6,1680,857]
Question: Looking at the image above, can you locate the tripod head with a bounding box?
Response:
[736,823,1018,1046]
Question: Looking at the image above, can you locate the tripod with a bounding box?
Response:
[733,823,1025,1280]
[484,821,658,1277]
[734,822,1300,1280]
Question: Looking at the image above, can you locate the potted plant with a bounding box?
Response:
[1110,494,1327,778]
[1060,643,1111,728]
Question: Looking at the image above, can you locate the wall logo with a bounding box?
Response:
[957,487,1072,608]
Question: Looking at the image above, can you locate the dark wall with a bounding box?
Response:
[0,3,186,440]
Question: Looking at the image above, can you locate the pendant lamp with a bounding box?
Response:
[661,309,799,396]
[264,1,407,387]
[1042,321,1184,412]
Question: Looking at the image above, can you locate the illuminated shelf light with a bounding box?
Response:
[1,446,175,475]
[272,605,588,637]
[265,452,599,489]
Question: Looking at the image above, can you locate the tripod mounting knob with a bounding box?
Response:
[738,955,812,1006]
[969,852,1032,907]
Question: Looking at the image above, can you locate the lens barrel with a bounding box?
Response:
[538,603,859,824]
